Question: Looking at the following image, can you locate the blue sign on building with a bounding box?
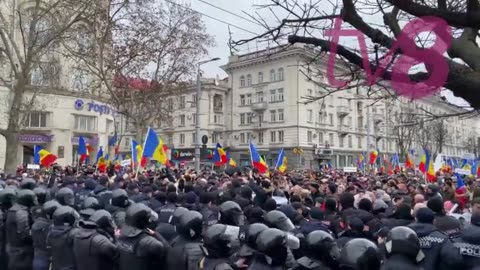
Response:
[74,99,116,116]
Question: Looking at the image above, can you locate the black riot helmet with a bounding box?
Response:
[125,203,158,230]
[0,187,17,208]
[20,178,36,190]
[90,210,116,236]
[43,200,61,220]
[245,223,268,249]
[203,224,239,257]
[83,197,101,210]
[56,187,75,206]
[219,201,244,226]
[385,226,424,262]
[177,210,203,239]
[53,206,80,226]
[305,231,340,263]
[17,189,38,207]
[264,210,295,232]
[111,189,130,208]
[33,187,48,205]
[339,238,381,270]
[170,206,189,225]
[255,228,300,267]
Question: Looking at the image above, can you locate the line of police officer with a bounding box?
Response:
[1,177,480,270]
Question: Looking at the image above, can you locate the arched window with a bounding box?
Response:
[258,72,263,83]
[246,74,252,86]
[240,75,245,87]
[270,69,276,81]
[277,68,284,81]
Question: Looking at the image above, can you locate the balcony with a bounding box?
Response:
[251,102,268,111]
[338,125,349,136]
[373,113,384,124]
[253,121,269,130]
[336,106,349,117]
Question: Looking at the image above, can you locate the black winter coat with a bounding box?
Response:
[6,204,34,270]
[381,254,423,270]
[452,224,480,270]
[47,225,79,270]
[166,236,203,270]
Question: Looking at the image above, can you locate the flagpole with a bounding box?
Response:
[135,127,149,180]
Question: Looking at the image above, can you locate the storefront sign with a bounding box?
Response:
[18,134,53,143]
[71,136,98,145]
[74,99,116,116]
[171,148,214,161]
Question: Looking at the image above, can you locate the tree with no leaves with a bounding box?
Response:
[64,0,214,143]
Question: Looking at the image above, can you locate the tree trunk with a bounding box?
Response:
[3,132,19,173]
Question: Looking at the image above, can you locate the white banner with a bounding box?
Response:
[27,164,40,169]
[120,159,131,167]
[455,168,471,175]
[343,167,357,172]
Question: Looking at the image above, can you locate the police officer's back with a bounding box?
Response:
[295,231,339,270]
[109,189,130,228]
[199,224,238,270]
[381,226,424,270]
[236,223,268,268]
[157,207,188,243]
[73,210,117,270]
[157,192,177,223]
[338,238,381,270]
[0,187,16,270]
[55,187,76,207]
[32,187,48,220]
[408,207,462,270]
[451,213,480,269]
[167,210,204,270]
[32,201,60,270]
[47,206,79,270]
[79,197,102,220]
[116,203,168,270]
[6,189,37,270]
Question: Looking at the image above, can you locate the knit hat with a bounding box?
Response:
[416,208,435,224]
[427,197,444,214]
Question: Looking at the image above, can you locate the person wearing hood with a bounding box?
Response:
[451,213,480,269]
[380,204,414,229]
[93,176,112,208]
[73,210,117,270]
[32,201,60,270]
[427,197,461,235]
[116,203,168,270]
[408,207,463,270]
[47,206,80,270]
[6,189,37,270]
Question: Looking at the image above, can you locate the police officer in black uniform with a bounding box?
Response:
[263,210,297,268]
[219,201,244,251]
[20,178,37,190]
[167,210,204,270]
[236,223,269,268]
[6,189,37,270]
[199,192,219,227]
[75,178,96,210]
[0,187,16,270]
[109,189,131,228]
[55,187,76,207]
[79,197,102,220]
[157,206,188,243]
[32,187,48,220]
[408,207,463,270]
[73,210,117,270]
[199,224,238,270]
[247,228,300,270]
[47,206,80,270]
[157,192,177,223]
[31,200,60,270]
[382,226,424,270]
[295,231,339,270]
[338,238,382,270]
[116,203,168,270]
[452,213,480,269]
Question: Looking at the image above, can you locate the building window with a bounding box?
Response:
[270,110,276,122]
[247,113,254,124]
[240,133,246,144]
[179,96,186,109]
[347,116,352,127]
[258,72,264,83]
[240,113,246,125]
[319,132,324,143]
[339,135,344,147]
[278,131,284,142]
[270,131,276,143]
[270,69,276,81]
[192,114,196,124]
[26,112,47,128]
[74,115,96,131]
[240,76,245,87]
[329,113,334,125]
[192,132,196,144]
[179,115,185,126]
[277,68,284,81]
[329,133,334,146]
[277,88,284,101]
[270,89,277,102]
[240,95,246,106]
[259,112,264,123]
[246,74,252,86]
[348,135,353,148]
[71,68,91,92]
[278,109,284,121]
[258,132,264,144]
[212,133,219,144]
[357,116,363,130]
[214,114,222,124]
[256,92,264,103]
[246,94,252,105]
[191,94,197,107]
[167,98,173,110]
[307,131,313,143]
[307,109,313,123]
[358,136,362,148]
[180,134,185,145]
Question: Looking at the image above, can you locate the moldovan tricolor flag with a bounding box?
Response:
[142,127,168,165]
[369,149,379,165]
[419,148,430,173]
[33,145,57,167]
[275,148,287,173]
[213,143,228,165]
[249,141,268,173]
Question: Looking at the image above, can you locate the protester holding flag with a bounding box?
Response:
[33,145,57,167]
[249,141,268,173]
[275,148,287,173]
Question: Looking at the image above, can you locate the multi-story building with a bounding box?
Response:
[222,44,479,169]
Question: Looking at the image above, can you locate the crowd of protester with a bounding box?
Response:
[0,164,479,270]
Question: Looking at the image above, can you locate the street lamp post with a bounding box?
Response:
[195,57,220,173]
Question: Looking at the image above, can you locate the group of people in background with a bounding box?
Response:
[0,164,478,270]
